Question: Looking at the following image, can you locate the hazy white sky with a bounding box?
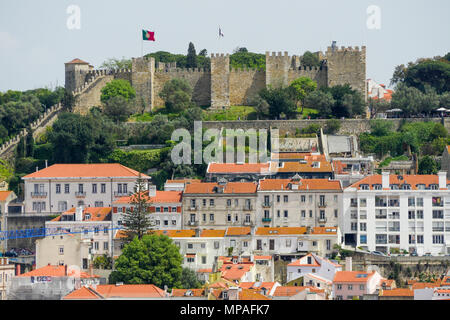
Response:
[0,0,449,92]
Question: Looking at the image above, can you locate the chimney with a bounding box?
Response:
[89,262,94,277]
[75,206,83,221]
[16,264,21,276]
[381,171,390,189]
[345,257,352,271]
[35,166,39,172]
[45,160,48,168]
[148,184,157,198]
[438,171,447,189]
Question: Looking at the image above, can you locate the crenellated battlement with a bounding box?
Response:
[326,45,366,54]
[265,51,290,57]
[155,67,210,73]
[230,67,264,73]
[210,53,230,59]
[289,65,323,71]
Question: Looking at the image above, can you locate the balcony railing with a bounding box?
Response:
[114,191,129,197]
[31,192,47,198]
[350,214,358,220]
[243,221,253,226]
[375,215,387,219]
[388,227,400,232]
[432,227,444,232]
[262,202,272,208]
[243,205,253,211]
[318,217,327,223]
[75,192,86,197]
[188,206,198,211]
[318,203,327,208]
[350,202,358,208]
[188,220,198,226]
[262,217,272,222]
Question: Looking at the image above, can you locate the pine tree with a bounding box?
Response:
[186,42,197,68]
[121,174,152,241]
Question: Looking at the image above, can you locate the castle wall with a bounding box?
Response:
[326,46,366,98]
[210,54,230,109]
[154,69,211,107]
[131,57,154,112]
[73,75,115,114]
[229,69,266,105]
[288,66,328,88]
[265,51,291,88]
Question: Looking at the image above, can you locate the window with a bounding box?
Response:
[187,257,195,263]
[417,210,424,219]
[94,242,99,250]
[284,195,288,203]
[334,209,338,218]
[360,198,367,207]
[301,195,306,202]
[235,199,238,206]
[202,256,207,264]
[103,242,108,250]
[92,184,97,194]
[301,210,305,218]
[94,227,99,234]
[59,246,64,255]
[286,239,291,247]
[210,214,214,221]
[58,201,67,212]
[319,210,325,220]
[214,241,220,249]
[187,243,193,249]
[360,223,366,231]
[227,214,232,222]
[123,184,127,194]
[284,210,288,218]
[417,235,424,244]
[359,285,364,290]
[334,195,338,202]
[351,222,357,231]
[103,227,108,234]
[416,198,423,207]
[64,184,70,194]
[201,243,206,248]
[408,197,415,207]
[408,210,415,219]
[95,201,104,207]
[433,235,444,244]
[210,199,214,206]
[277,195,280,203]
[101,184,106,193]
[312,241,317,246]
[172,206,177,212]
[56,184,61,194]
[373,184,382,190]
[202,214,206,222]
[361,184,369,190]
[164,220,168,226]
[326,240,331,250]
[155,220,160,225]
[309,210,312,218]
[156,207,161,212]
[243,241,248,247]
[348,284,353,290]
[172,220,176,225]
[433,210,444,219]
[202,199,206,206]
[337,284,342,290]
[78,184,84,193]
[309,195,313,203]
[227,199,231,207]
[360,235,367,244]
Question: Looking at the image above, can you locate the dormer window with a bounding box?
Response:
[430,184,438,190]
[312,162,320,168]
[416,184,425,190]
[373,184,382,190]
[360,184,369,190]
[401,184,411,190]
[84,214,91,220]
[390,184,399,190]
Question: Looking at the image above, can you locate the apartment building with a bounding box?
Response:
[270,153,334,179]
[182,180,257,229]
[39,207,113,270]
[0,190,17,251]
[332,270,383,300]
[256,176,342,228]
[0,257,15,300]
[22,163,149,214]
[342,171,450,255]
[206,163,271,182]
[224,227,253,256]
[112,187,183,230]
[164,179,201,191]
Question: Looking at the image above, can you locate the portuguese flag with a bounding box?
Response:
[142,29,155,41]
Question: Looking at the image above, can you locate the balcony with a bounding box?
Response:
[31,192,47,198]
[262,202,272,208]
[262,217,272,222]
[388,227,400,232]
[318,217,327,223]
[188,220,198,226]
[432,227,444,232]
[188,206,198,211]
[318,202,327,208]
[388,200,400,207]
[350,214,358,220]
[243,221,253,226]
[75,191,86,198]
[350,202,358,208]
[114,191,129,197]
[243,205,253,211]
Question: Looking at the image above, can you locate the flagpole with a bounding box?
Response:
[141,28,143,57]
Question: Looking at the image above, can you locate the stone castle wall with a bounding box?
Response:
[229,68,265,105]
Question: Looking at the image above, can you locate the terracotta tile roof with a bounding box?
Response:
[306,273,332,284]
[332,160,347,174]
[171,288,205,297]
[197,268,213,273]
[225,227,251,236]
[218,256,252,263]
[114,191,182,204]
[269,155,333,173]
[239,289,271,300]
[311,227,338,234]
[0,191,14,201]
[380,279,396,288]
[255,227,307,236]
[52,207,112,222]
[271,152,313,160]
[412,282,441,290]
[154,229,196,238]
[65,58,89,64]
[63,286,101,300]
[200,229,226,237]
[91,284,166,298]
[165,178,201,184]
[435,288,450,294]
[333,271,375,283]
[273,286,323,297]
[220,263,253,281]
[209,281,230,289]
[23,163,149,179]
[258,178,341,191]
[349,174,450,190]
[184,182,257,194]
[19,265,100,278]
[239,282,277,292]
[288,253,321,267]
[207,162,270,174]
[380,288,414,297]
[441,276,450,285]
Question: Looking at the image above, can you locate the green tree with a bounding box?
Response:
[404,60,450,94]
[230,51,266,70]
[61,89,76,112]
[109,234,183,288]
[159,78,193,113]
[305,90,335,117]
[186,42,197,68]
[100,57,132,70]
[418,155,438,174]
[103,96,135,123]
[322,84,365,118]
[390,83,423,117]
[93,254,113,269]
[121,175,152,240]
[370,119,394,136]
[259,87,297,119]
[181,268,202,289]
[324,119,341,134]
[100,79,136,103]
[368,98,391,118]
[289,77,317,113]
[198,49,208,57]
[25,126,34,158]
[301,51,320,67]
[0,159,13,182]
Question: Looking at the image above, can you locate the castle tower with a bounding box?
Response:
[131,56,155,112]
[64,58,91,93]
[265,51,291,88]
[210,53,230,109]
[326,46,367,100]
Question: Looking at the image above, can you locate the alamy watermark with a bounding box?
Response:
[66,5,81,30]
[366,5,381,30]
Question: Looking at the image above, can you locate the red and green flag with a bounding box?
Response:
[142,29,155,41]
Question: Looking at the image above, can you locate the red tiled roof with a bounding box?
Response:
[412,282,441,290]
[258,178,341,191]
[207,163,270,174]
[333,271,375,283]
[269,155,333,173]
[225,227,251,236]
[171,289,205,297]
[239,289,271,300]
[184,182,257,194]
[19,265,100,278]
[255,227,307,236]
[165,178,201,184]
[197,268,213,273]
[349,174,450,190]
[311,227,338,235]
[288,253,320,267]
[65,58,89,64]
[271,152,313,160]
[220,263,253,281]
[52,207,112,222]
[23,163,149,179]
[114,191,182,204]
[273,286,323,297]
[154,229,196,238]
[254,256,272,260]
[200,229,226,237]
[380,288,413,297]
[0,191,14,201]
[79,284,166,298]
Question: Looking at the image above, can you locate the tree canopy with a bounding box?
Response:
[100,79,136,103]
[159,78,193,113]
[100,57,132,70]
[301,51,321,67]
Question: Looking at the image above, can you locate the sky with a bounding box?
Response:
[0,0,449,92]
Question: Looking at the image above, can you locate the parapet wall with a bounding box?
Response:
[229,68,265,105]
